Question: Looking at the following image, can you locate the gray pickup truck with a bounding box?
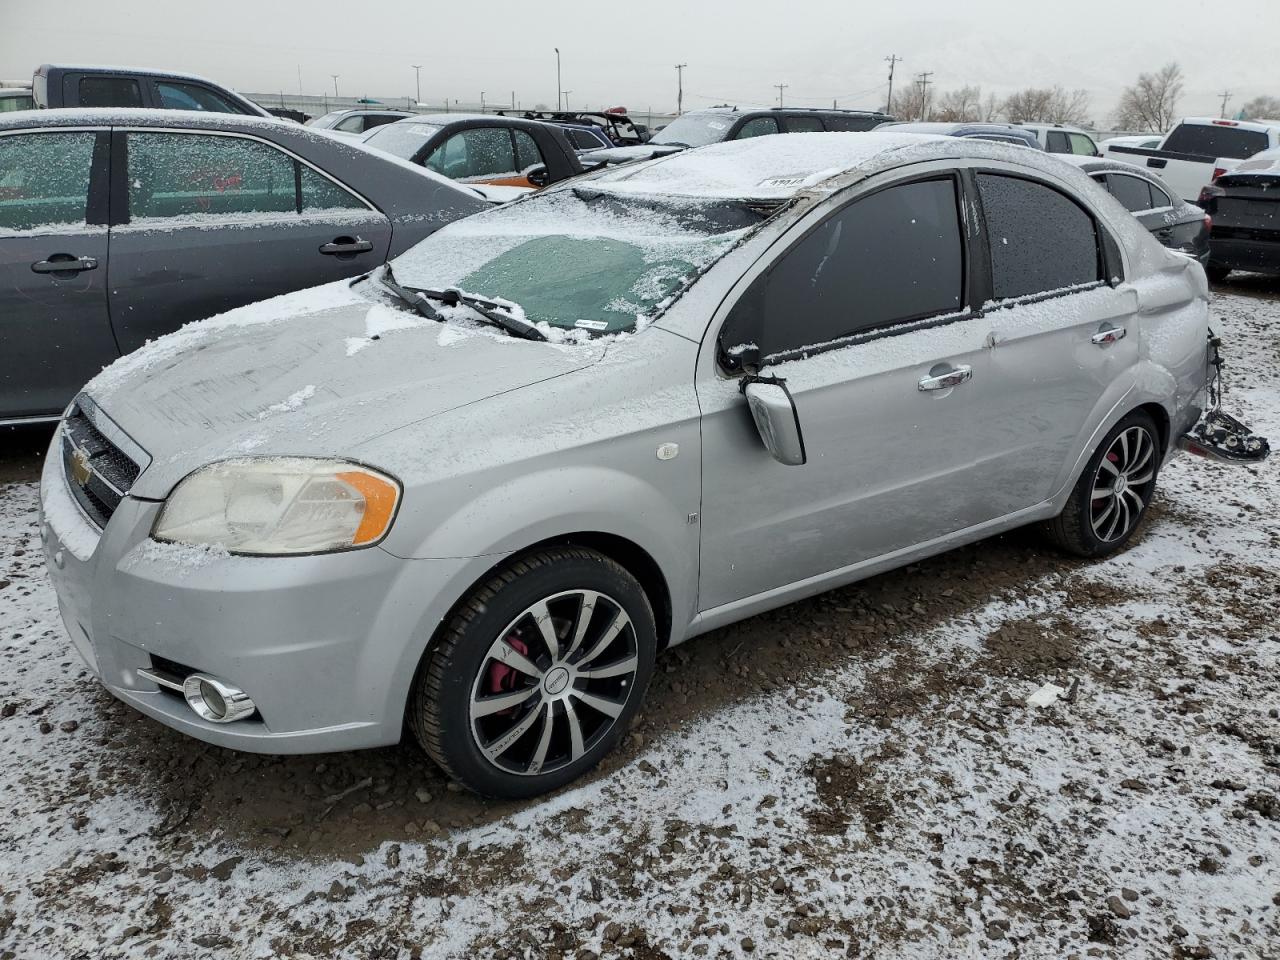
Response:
[32,64,271,117]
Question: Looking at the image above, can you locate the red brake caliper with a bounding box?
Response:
[1095,451,1121,503]
[487,634,530,700]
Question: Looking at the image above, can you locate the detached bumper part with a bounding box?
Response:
[1178,410,1270,464]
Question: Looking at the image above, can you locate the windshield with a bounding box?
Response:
[308,111,347,128]
[389,186,764,336]
[652,113,736,148]
[362,122,442,159]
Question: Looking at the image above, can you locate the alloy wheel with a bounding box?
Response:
[468,589,639,776]
[1090,425,1157,542]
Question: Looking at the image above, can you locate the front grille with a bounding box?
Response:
[61,403,145,529]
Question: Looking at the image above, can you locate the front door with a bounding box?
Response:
[697,172,994,612]
[424,127,547,188]
[0,129,118,418]
[106,130,392,352]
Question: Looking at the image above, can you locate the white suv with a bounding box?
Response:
[1017,123,1101,156]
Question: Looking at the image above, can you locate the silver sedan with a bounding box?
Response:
[40,133,1258,798]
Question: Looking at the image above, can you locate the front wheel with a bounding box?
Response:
[409,548,656,798]
[1205,261,1231,283]
[1045,411,1161,558]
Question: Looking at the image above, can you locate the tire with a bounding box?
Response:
[1205,262,1231,283]
[1045,410,1161,559]
[409,547,657,798]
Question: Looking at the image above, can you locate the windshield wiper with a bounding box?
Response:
[410,286,547,342]
[378,264,445,321]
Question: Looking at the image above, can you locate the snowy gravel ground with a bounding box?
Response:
[1,280,1278,960]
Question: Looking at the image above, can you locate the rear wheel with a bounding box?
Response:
[1045,411,1161,558]
[410,548,656,798]
[1206,261,1231,283]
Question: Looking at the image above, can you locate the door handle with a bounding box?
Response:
[318,237,374,256]
[1091,324,1127,345]
[918,364,972,391]
[32,255,98,274]
[1146,157,1167,169]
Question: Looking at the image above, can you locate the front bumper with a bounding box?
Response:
[39,438,488,754]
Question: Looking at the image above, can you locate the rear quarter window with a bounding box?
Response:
[1162,124,1270,160]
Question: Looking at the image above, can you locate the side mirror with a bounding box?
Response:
[526,164,550,188]
[743,378,806,466]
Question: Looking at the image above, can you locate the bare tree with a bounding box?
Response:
[981,92,1003,122]
[933,85,983,122]
[1240,95,1280,120]
[889,83,929,121]
[1003,86,1091,125]
[1113,63,1184,132]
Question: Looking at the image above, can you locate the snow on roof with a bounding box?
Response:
[585,131,1052,201]
[0,106,290,131]
[1232,147,1280,174]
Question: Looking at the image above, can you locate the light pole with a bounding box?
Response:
[555,47,562,112]
[563,91,572,112]
[331,75,339,98]
[674,63,687,116]
[411,65,422,105]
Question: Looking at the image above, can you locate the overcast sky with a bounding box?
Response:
[2,0,1276,123]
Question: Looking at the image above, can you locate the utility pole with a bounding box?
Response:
[297,64,303,98]
[1218,90,1232,118]
[563,91,572,112]
[411,65,422,105]
[481,91,486,113]
[555,47,562,112]
[884,54,902,113]
[511,91,515,111]
[331,74,339,98]
[915,71,933,120]
[774,82,789,107]
[674,63,688,115]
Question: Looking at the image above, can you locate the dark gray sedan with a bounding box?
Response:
[0,109,487,422]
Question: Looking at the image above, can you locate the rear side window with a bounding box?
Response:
[79,76,142,108]
[426,127,517,180]
[1045,131,1070,153]
[362,113,402,131]
[0,132,96,232]
[513,129,544,170]
[1148,182,1172,208]
[156,81,245,114]
[745,177,964,358]
[299,167,367,212]
[128,133,297,220]
[734,117,779,139]
[1107,173,1155,212]
[786,116,824,133]
[334,114,365,133]
[978,173,1101,299]
[566,129,599,149]
[1162,124,1269,159]
[823,115,884,132]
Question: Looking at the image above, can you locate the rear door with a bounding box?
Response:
[966,170,1139,518]
[0,128,117,418]
[106,129,391,352]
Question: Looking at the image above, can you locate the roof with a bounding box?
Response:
[0,107,295,132]
[1176,116,1280,132]
[583,131,1075,201]
[36,63,232,85]
[1055,155,1151,176]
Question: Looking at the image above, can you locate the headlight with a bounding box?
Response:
[152,458,401,556]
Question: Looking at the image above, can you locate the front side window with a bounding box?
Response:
[513,129,544,171]
[1106,173,1154,213]
[734,117,779,139]
[727,178,965,360]
[1068,132,1098,156]
[79,76,142,108]
[426,128,516,180]
[156,81,245,114]
[978,173,1100,300]
[333,114,366,133]
[785,116,824,133]
[128,133,296,221]
[0,132,96,232]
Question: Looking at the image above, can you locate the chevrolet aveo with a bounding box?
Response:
[40,134,1266,798]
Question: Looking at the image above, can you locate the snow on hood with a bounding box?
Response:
[1231,147,1280,175]
[82,280,606,499]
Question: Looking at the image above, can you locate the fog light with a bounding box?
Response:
[182,673,255,724]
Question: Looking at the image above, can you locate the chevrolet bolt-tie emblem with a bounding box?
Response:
[70,449,92,488]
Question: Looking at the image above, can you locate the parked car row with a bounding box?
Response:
[37,132,1267,798]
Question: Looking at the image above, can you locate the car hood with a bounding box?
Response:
[82,280,606,499]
